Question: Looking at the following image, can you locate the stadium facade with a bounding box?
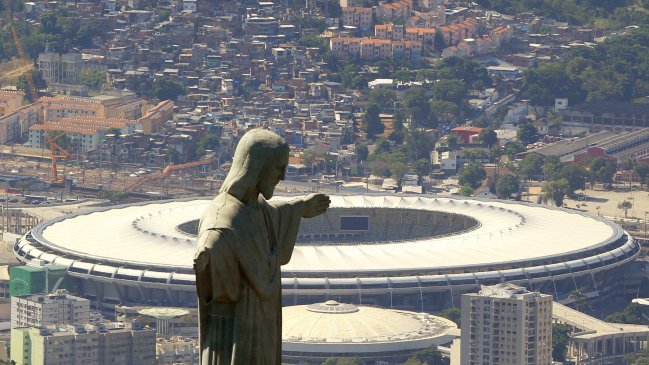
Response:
[13,195,639,312]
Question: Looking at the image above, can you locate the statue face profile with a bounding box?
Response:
[220,129,290,202]
[257,149,288,199]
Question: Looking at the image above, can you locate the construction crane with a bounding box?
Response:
[46,132,71,183]
[124,159,214,192]
[6,0,38,101]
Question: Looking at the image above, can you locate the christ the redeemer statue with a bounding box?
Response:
[194,129,330,365]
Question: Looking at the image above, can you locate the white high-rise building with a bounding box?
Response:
[460,283,553,365]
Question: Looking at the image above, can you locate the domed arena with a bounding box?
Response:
[281,300,458,364]
[13,194,638,312]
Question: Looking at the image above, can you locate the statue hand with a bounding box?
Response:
[301,193,330,218]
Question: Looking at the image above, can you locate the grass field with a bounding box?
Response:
[0,57,33,87]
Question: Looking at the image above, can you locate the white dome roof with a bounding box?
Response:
[281,301,457,353]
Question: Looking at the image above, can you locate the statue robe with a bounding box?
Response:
[193,192,302,365]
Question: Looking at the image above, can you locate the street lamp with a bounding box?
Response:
[645,211,648,238]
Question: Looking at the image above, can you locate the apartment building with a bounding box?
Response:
[376,0,412,21]
[11,322,156,365]
[137,100,174,133]
[11,290,90,329]
[28,116,138,152]
[460,283,553,365]
[0,103,43,144]
[39,93,148,122]
[407,6,446,28]
[0,91,24,117]
[156,337,199,365]
[341,6,373,30]
[405,27,437,49]
[374,23,405,40]
[439,18,478,45]
[330,37,422,61]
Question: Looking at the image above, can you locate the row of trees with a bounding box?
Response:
[0,8,105,62]
[457,163,520,198]
[321,347,447,365]
[521,27,649,105]
[358,57,493,138]
[454,148,649,205]
[475,0,648,27]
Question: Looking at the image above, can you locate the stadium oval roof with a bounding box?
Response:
[29,195,621,274]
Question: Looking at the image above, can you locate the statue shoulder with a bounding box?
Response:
[199,193,244,231]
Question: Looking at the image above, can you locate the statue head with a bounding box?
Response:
[220,129,289,200]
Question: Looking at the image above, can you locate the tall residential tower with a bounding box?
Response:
[461,283,553,365]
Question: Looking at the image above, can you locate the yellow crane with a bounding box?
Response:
[7,0,38,101]
[45,133,71,183]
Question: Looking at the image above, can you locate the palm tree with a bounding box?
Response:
[570,289,590,313]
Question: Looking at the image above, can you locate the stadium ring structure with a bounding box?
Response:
[13,194,639,312]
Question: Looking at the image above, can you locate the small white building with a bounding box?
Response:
[368,79,394,89]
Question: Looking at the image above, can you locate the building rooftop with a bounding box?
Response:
[282,300,457,350]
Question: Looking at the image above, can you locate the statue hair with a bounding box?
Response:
[220,129,289,198]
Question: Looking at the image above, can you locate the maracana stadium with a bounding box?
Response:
[13,194,639,312]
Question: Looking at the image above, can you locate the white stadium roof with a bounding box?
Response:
[32,195,620,273]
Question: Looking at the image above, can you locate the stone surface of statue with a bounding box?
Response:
[194,129,330,365]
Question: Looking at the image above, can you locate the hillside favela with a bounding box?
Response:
[2,0,649,364]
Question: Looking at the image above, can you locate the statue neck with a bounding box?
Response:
[232,186,261,208]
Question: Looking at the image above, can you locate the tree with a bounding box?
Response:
[589,157,617,184]
[503,142,525,160]
[153,77,185,101]
[516,123,539,145]
[432,79,467,105]
[405,348,446,365]
[634,162,649,187]
[459,183,474,197]
[393,69,415,81]
[322,51,341,72]
[521,62,586,106]
[362,103,384,139]
[543,179,569,207]
[16,70,46,101]
[404,87,432,127]
[351,75,367,89]
[605,303,647,325]
[356,145,369,162]
[618,200,633,217]
[478,128,498,148]
[368,88,395,109]
[570,288,590,313]
[518,154,544,181]
[403,129,436,162]
[80,68,106,88]
[557,164,588,195]
[446,134,458,150]
[542,156,562,181]
[415,158,432,179]
[196,132,221,157]
[430,99,460,123]
[441,307,461,326]
[494,175,519,199]
[459,164,486,189]
[322,358,361,365]
[552,324,572,362]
